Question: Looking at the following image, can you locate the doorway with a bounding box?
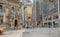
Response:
[15,20,18,27]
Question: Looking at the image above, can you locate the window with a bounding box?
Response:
[0,5,2,16]
[12,7,14,12]
[0,5,2,12]
[11,7,14,15]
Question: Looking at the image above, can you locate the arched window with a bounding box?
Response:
[11,7,14,15]
[0,5,3,16]
[0,5,2,13]
[0,5,2,16]
[0,5,3,23]
[12,7,14,12]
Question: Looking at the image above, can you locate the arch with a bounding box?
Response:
[15,19,18,27]
[0,5,2,16]
[0,5,2,7]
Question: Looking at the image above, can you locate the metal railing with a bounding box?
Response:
[43,4,58,14]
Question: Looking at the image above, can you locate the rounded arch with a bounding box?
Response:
[15,19,18,27]
[0,5,2,9]
[0,5,2,14]
[0,5,2,7]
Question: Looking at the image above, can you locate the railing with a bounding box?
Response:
[48,6,58,14]
[49,6,58,11]
[43,4,58,14]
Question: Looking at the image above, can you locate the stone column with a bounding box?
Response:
[3,5,11,29]
[58,0,60,27]
[3,7,9,23]
[3,5,7,23]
